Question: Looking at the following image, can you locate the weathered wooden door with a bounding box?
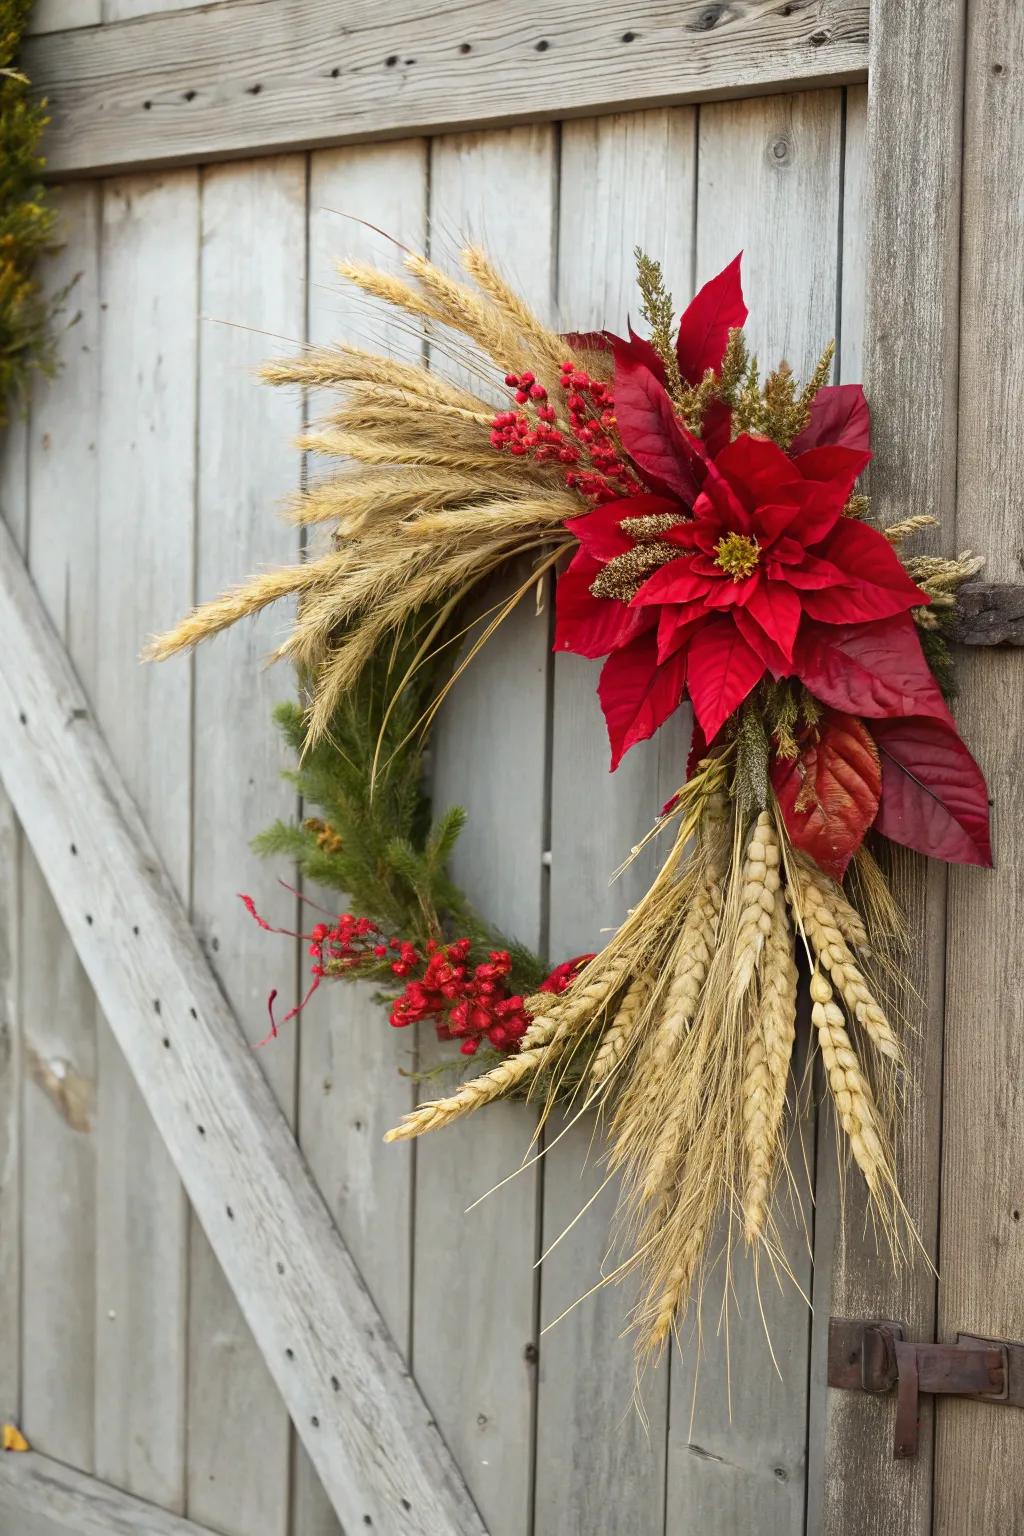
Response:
[0,4,1021,1535]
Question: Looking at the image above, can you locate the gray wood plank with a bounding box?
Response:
[0,514,486,1536]
[19,182,102,1474]
[0,413,27,1432]
[290,137,429,1536]
[0,1453,221,1536]
[935,4,1024,1530]
[804,81,868,1536]
[186,154,306,1536]
[410,124,555,1536]
[91,170,198,1512]
[661,90,842,1536]
[24,0,868,179]
[535,107,695,1536]
[819,3,967,1531]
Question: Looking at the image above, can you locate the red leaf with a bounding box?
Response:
[772,711,881,878]
[870,715,992,866]
[553,550,653,658]
[613,354,702,502]
[799,519,926,624]
[790,384,871,454]
[794,614,953,724]
[676,253,748,386]
[686,617,765,742]
[598,633,688,770]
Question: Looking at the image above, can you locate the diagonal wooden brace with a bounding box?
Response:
[0,516,486,1536]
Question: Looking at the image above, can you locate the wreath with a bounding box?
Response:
[150,244,991,1362]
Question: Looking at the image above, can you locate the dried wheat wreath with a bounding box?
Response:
[150,246,992,1363]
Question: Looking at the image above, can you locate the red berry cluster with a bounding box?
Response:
[489,362,641,504]
[240,894,588,1059]
[390,939,531,1056]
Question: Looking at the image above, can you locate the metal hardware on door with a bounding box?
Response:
[827,1318,1024,1459]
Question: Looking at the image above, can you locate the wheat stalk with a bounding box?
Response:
[796,866,901,1063]
[731,810,780,996]
[384,1038,562,1141]
[742,895,798,1242]
[809,966,890,1194]
[589,974,647,1086]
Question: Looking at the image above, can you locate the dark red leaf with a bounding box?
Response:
[869,715,993,866]
[790,384,871,454]
[794,614,953,724]
[598,633,688,770]
[772,711,881,878]
[613,353,703,503]
[553,549,653,658]
[799,519,926,624]
[686,616,765,741]
[676,253,748,386]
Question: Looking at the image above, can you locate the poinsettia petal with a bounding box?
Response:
[713,432,802,512]
[794,614,953,723]
[795,444,872,494]
[733,606,791,676]
[799,519,927,623]
[790,384,871,454]
[598,633,688,770]
[676,253,748,386]
[657,604,708,662]
[613,353,704,503]
[744,578,802,662]
[634,559,713,607]
[553,551,653,658]
[870,715,992,866]
[772,553,848,590]
[772,711,881,878]
[702,573,758,610]
[686,617,765,741]
[566,494,680,561]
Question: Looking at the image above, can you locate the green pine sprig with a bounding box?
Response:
[255,623,549,994]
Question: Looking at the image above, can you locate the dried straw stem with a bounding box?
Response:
[731,810,780,996]
[143,551,350,661]
[808,967,891,1195]
[384,1038,566,1142]
[742,896,798,1243]
[795,865,902,1064]
[261,345,486,414]
[589,974,647,1086]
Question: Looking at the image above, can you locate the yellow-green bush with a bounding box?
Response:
[1,0,59,426]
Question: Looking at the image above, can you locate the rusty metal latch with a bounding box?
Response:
[828,1318,1024,1459]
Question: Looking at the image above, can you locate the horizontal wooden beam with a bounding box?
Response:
[949,581,1024,646]
[0,515,484,1536]
[25,0,869,179]
[0,1453,219,1536]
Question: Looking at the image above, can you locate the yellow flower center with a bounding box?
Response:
[713,531,760,581]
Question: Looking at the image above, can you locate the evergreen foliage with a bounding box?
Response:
[0,0,62,424]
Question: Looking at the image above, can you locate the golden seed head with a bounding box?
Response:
[589,542,678,602]
[713,531,760,581]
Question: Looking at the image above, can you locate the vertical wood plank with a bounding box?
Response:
[535,107,695,1536]
[821,3,967,1531]
[661,90,842,1536]
[411,125,555,1536]
[93,169,198,1511]
[185,155,306,1536]
[19,184,102,1473]
[290,138,428,1536]
[0,412,27,1431]
[805,82,868,1536]
[935,6,1024,1531]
